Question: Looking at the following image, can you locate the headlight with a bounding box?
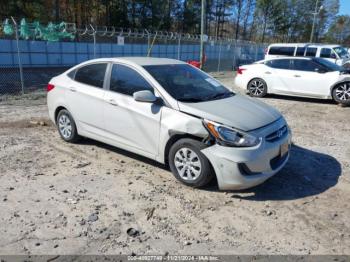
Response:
[203,119,261,147]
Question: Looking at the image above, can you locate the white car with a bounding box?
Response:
[265,43,350,68]
[47,57,291,190]
[235,57,350,105]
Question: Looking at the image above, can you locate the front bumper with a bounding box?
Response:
[201,118,291,190]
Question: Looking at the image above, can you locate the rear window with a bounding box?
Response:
[75,63,107,88]
[268,46,295,56]
[305,48,317,57]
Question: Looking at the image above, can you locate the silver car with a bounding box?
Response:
[47,57,291,190]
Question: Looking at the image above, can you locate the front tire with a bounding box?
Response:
[168,138,214,188]
[248,78,267,98]
[332,82,350,106]
[56,109,81,143]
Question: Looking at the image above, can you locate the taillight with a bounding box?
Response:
[47,83,55,92]
[264,48,268,55]
[237,67,246,74]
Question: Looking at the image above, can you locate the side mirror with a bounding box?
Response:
[133,90,157,103]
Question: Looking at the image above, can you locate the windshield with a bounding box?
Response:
[313,58,343,71]
[333,47,348,58]
[144,64,234,102]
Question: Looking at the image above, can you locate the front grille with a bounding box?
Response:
[266,125,288,142]
[270,152,289,170]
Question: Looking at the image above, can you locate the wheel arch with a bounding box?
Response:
[54,106,68,124]
[330,79,350,95]
[164,133,206,167]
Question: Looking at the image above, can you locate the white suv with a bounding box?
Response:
[47,57,291,190]
[265,43,350,68]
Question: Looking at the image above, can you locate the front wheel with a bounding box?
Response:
[332,82,350,106]
[247,78,267,98]
[168,138,214,188]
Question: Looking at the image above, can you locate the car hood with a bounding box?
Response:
[177,95,282,131]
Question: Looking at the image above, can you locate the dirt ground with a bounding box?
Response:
[0,72,349,256]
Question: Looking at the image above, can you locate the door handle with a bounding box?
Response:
[294,75,301,77]
[265,71,272,74]
[107,99,118,106]
[68,86,76,92]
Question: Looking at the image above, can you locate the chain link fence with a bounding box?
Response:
[0,18,266,97]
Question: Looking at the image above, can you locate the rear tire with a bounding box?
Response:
[56,109,81,143]
[247,78,267,98]
[168,138,214,188]
[332,82,350,106]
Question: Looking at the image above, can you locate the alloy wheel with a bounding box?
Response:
[249,79,265,96]
[335,83,350,101]
[58,114,72,139]
[174,147,202,180]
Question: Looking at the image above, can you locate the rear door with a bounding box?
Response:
[264,59,293,93]
[66,63,108,135]
[103,63,162,158]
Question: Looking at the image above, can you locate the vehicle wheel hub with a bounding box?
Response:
[58,114,72,139]
[335,83,350,101]
[174,148,201,180]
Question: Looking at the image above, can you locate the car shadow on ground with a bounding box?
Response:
[264,94,338,105]
[223,144,342,201]
[79,139,341,201]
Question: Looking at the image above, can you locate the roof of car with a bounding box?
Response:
[268,43,341,48]
[83,57,186,66]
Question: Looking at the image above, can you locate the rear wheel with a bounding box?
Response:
[56,109,81,143]
[332,82,350,106]
[168,138,214,188]
[248,78,267,98]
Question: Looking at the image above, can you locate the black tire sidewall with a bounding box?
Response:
[248,78,267,98]
[168,138,213,188]
[56,109,80,143]
[332,83,350,106]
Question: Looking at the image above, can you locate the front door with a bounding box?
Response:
[103,63,162,158]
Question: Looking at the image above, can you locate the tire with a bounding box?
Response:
[332,82,350,106]
[247,78,267,98]
[168,138,214,188]
[56,109,81,143]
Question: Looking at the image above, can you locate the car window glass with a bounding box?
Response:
[265,59,291,70]
[110,64,153,96]
[320,48,332,58]
[144,64,233,102]
[295,47,305,56]
[293,59,322,72]
[75,63,107,88]
[268,46,295,56]
[305,48,317,57]
[67,70,76,79]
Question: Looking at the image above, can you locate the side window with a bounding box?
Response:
[320,48,331,58]
[305,48,317,57]
[67,70,76,79]
[265,59,291,70]
[109,64,153,96]
[268,46,295,56]
[295,47,306,56]
[75,63,107,88]
[293,60,322,72]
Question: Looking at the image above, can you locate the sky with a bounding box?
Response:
[339,0,350,15]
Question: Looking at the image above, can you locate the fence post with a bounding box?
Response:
[11,17,25,95]
[177,34,181,60]
[217,40,222,72]
[89,24,96,58]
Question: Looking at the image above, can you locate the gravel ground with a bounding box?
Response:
[0,72,349,255]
